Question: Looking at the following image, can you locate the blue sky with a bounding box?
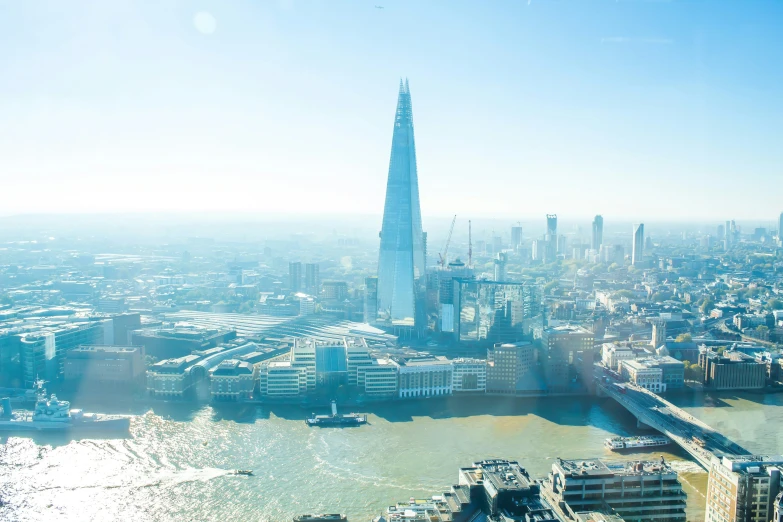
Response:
[1,0,781,221]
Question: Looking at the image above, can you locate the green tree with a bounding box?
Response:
[543,280,559,295]
[675,333,692,343]
[700,298,715,314]
[767,298,783,311]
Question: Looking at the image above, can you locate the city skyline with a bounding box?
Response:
[1,1,781,219]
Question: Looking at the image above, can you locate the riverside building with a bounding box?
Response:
[209,359,257,402]
[486,341,534,395]
[451,358,487,393]
[544,458,687,522]
[706,455,783,522]
[392,355,453,398]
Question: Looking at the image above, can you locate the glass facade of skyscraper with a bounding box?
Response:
[453,279,541,343]
[376,80,427,333]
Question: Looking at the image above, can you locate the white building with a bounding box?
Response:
[602,343,635,371]
[299,297,315,316]
[258,361,307,397]
[392,356,453,399]
[345,337,372,386]
[358,358,398,397]
[452,358,487,392]
[620,359,665,393]
[291,338,317,392]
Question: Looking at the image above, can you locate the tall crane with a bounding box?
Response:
[439,214,457,268]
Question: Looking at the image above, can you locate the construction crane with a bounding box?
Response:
[439,214,457,268]
[468,220,473,268]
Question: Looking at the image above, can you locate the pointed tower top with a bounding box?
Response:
[399,78,405,93]
[405,78,410,94]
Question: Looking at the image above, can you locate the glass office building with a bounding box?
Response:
[453,279,541,343]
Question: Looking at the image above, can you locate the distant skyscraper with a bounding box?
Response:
[304,263,320,295]
[778,212,783,238]
[376,79,427,334]
[494,252,507,282]
[545,214,558,261]
[288,261,302,292]
[511,224,523,250]
[591,215,603,251]
[632,224,644,266]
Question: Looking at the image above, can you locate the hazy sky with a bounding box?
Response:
[1,1,781,221]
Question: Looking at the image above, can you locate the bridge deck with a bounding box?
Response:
[599,381,750,469]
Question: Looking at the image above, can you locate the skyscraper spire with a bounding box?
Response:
[376,80,426,335]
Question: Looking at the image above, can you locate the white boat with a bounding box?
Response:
[605,435,671,451]
[0,381,130,433]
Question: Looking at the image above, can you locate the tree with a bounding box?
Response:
[675,333,692,343]
[700,298,715,314]
[543,280,559,295]
[767,298,783,311]
[615,289,635,299]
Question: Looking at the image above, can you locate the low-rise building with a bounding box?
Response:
[699,350,766,390]
[63,345,144,387]
[358,358,398,398]
[620,359,665,393]
[146,355,201,398]
[392,355,453,399]
[601,343,635,371]
[209,359,257,402]
[634,356,685,390]
[258,361,307,397]
[544,458,687,522]
[452,358,487,393]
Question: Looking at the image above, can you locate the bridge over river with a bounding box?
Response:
[598,379,751,469]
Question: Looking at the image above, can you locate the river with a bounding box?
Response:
[1,392,781,522]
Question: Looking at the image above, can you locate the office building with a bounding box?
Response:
[635,356,685,390]
[19,322,105,385]
[146,355,201,398]
[258,361,307,397]
[452,358,487,392]
[63,345,144,387]
[344,337,372,386]
[110,313,141,345]
[699,350,766,390]
[778,212,783,240]
[376,79,427,334]
[493,252,507,282]
[299,297,315,316]
[620,359,665,393]
[541,325,595,391]
[363,276,378,323]
[632,223,644,265]
[436,260,474,333]
[209,359,257,402]
[452,278,541,343]
[592,215,603,251]
[511,224,523,250]
[486,341,534,394]
[288,261,302,292]
[706,455,783,522]
[130,325,237,360]
[357,358,398,397]
[602,343,635,371]
[546,214,558,260]
[392,355,453,398]
[321,281,348,301]
[303,262,320,294]
[544,458,687,522]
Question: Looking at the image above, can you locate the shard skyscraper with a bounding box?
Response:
[376,79,426,335]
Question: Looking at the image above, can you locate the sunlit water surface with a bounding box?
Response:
[2,393,781,522]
